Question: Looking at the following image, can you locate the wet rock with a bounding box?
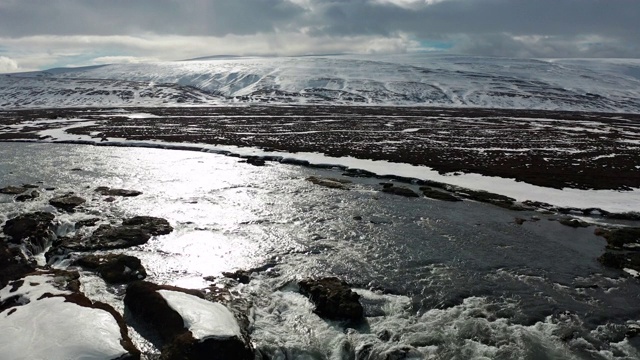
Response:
[515,218,527,225]
[122,216,173,236]
[56,216,172,252]
[455,189,516,208]
[604,212,640,221]
[598,252,640,275]
[75,217,101,229]
[600,228,640,249]
[74,254,147,283]
[95,186,143,197]
[222,270,251,284]
[558,218,590,228]
[125,281,254,360]
[0,242,35,289]
[241,157,266,166]
[2,212,55,252]
[15,190,40,202]
[22,184,39,189]
[0,185,28,194]
[49,194,86,211]
[298,277,364,324]
[306,176,350,190]
[381,185,420,198]
[422,187,462,202]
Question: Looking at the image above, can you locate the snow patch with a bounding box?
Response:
[158,289,242,341]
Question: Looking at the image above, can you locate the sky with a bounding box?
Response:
[0,0,638,72]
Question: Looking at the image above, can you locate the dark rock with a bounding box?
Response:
[298,277,364,324]
[515,218,527,225]
[75,218,101,229]
[122,216,173,236]
[74,254,147,283]
[104,197,116,202]
[125,281,254,360]
[49,194,86,211]
[2,212,55,252]
[601,228,640,249]
[0,185,27,194]
[95,186,143,197]
[280,158,310,166]
[598,252,640,275]
[422,188,462,202]
[243,157,266,166]
[52,216,172,252]
[381,186,420,198]
[377,329,392,341]
[455,189,516,208]
[604,212,640,221]
[15,190,40,202]
[0,242,35,289]
[21,184,39,189]
[222,270,251,284]
[306,176,350,190]
[353,216,363,221]
[558,218,590,228]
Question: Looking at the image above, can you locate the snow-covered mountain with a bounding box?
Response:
[2,54,640,112]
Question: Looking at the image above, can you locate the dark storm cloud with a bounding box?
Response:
[1,0,637,40]
[0,0,304,36]
[0,0,639,70]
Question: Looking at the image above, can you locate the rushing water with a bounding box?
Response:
[1,142,640,359]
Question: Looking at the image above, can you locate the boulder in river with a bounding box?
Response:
[53,216,173,252]
[381,185,420,198]
[0,185,28,195]
[0,242,35,289]
[95,186,143,197]
[74,254,147,283]
[49,194,86,211]
[422,187,462,202]
[306,176,351,190]
[125,281,254,360]
[2,212,56,253]
[15,190,40,202]
[298,277,364,324]
[599,227,640,250]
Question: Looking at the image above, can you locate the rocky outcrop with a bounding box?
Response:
[298,277,364,324]
[95,186,143,197]
[74,254,147,283]
[600,227,640,250]
[381,185,420,198]
[0,242,35,289]
[55,216,173,252]
[122,216,173,236]
[306,176,351,190]
[125,281,253,360]
[421,187,462,202]
[0,185,29,194]
[2,212,56,254]
[15,190,40,202]
[598,252,640,275]
[558,218,590,228]
[49,194,86,211]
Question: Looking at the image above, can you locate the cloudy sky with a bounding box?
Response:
[0,0,638,72]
